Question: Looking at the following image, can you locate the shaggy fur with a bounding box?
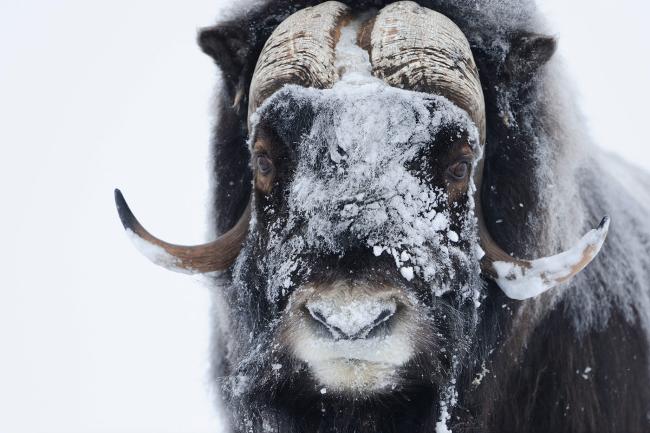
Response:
[198,1,650,432]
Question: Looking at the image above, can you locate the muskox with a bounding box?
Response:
[115,0,650,432]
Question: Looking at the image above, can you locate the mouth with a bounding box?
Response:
[280,281,424,392]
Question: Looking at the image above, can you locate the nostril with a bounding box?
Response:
[354,308,395,339]
[305,300,397,340]
[373,308,394,327]
[307,307,346,340]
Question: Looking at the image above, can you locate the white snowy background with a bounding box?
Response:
[0,0,648,432]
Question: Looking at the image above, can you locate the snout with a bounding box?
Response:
[279,281,422,392]
[305,297,398,340]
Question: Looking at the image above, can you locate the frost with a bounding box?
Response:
[400,266,415,281]
[492,218,609,300]
[333,16,377,85]
[307,298,396,339]
[232,375,249,397]
[247,81,483,303]
[435,381,458,433]
[471,361,490,386]
[580,366,592,380]
[125,229,193,274]
[293,327,414,369]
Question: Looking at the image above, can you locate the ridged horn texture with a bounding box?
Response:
[369,1,486,143]
[114,189,251,273]
[247,1,351,123]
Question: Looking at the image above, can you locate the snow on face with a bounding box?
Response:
[226,17,486,398]
[242,81,483,305]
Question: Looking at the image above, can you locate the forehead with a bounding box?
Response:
[252,82,480,155]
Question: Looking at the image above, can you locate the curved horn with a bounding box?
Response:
[477,191,610,300]
[368,1,486,143]
[114,189,250,273]
[247,1,351,123]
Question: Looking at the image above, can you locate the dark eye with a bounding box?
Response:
[448,161,470,180]
[256,154,273,176]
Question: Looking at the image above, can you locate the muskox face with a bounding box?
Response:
[231,81,483,395]
[113,0,610,416]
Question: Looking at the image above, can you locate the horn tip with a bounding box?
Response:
[114,188,136,231]
[598,215,610,231]
[114,188,124,207]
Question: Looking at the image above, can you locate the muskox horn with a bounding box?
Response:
[247,1,351,123]
[476,191,610,300]
[114,189,250,273]
[368,1,486,143]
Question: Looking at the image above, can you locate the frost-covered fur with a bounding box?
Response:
[248,83,482,302]
[199,1,650,432]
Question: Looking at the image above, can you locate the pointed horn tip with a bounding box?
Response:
[114,188,137,231]
[598,215,610,231]
[487,214,611,301]
[588,215,610,252]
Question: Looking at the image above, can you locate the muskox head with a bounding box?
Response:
[115,0,609,398]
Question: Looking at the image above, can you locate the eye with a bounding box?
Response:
[256,154,273,176]
[448,161,470,181]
